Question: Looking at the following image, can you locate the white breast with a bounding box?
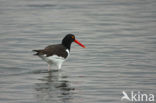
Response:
[66,49,70,56]
[66,49,70,59]
[38,49,70,70]
[39,55,65,69]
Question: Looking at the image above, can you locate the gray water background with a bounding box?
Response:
[0,0,156,103]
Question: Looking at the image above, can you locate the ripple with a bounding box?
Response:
[0,0,156,103]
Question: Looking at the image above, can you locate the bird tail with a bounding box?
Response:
[32,50,42,55]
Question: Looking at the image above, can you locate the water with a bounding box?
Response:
[0,0,156,103]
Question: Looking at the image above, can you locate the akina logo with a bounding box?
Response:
[121,91,155,102]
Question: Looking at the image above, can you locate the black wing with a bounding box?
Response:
[33,44,68,58]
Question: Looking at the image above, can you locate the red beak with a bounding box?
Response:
[74,39,86,48]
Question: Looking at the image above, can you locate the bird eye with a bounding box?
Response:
[72,36,75,39]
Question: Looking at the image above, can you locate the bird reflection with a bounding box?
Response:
[34,70,75,103]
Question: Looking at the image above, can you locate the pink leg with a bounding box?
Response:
[48,64,51,71]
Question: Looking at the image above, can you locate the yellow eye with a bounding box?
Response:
[72,36,75,39]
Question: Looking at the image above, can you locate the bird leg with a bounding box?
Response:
[48,64,51,71]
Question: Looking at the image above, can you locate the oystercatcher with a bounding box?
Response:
[33,34,85,71]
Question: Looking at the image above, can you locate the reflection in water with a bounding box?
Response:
[34,70,75,103]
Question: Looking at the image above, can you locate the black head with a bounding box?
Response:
[62,34,75,50]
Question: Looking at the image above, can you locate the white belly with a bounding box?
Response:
[39,55,65,69]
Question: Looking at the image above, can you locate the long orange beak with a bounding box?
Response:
[74,39,86,48]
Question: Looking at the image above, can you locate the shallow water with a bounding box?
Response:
[0,0,156,103]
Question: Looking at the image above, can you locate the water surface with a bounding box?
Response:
[0,0,156,103]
